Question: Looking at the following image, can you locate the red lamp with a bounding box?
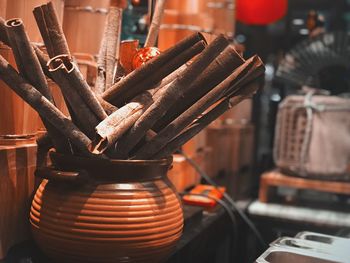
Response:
[236,0,288,25]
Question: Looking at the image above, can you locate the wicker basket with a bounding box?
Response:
[273,93,350,179]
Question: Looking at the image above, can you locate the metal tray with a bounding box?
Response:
[256,247,343,263]
[295,231,350,249]
[270,237,349,261]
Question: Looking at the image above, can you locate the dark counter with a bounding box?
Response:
[2,204,235,263]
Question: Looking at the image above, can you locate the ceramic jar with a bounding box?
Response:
[30,153,183,263]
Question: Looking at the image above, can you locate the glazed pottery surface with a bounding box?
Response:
[30,153,183,263]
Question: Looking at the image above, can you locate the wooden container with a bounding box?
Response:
[159,0,235,50]
[206,123,254,178]
[0,45,39,136]
[1,0,64,135]
[0,0,7,17]
[168,154,199,192]
[164,1,204,14]
[74,52,98,85]
[168,152,208,192]
[182,129,207,157]
[204,0,235,37]
[158,10,213,51]
[37,79,71,132]
[49,80,69,117]
[30,153,183,263]
[0,139,37,260]
[219,98,252,123]
[2,0,64,42]
[63,0,110,55]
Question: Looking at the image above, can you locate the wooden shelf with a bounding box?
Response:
[259,170,350,203]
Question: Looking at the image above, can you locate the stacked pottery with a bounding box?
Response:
[30,153,183,263]
[0,0,65,137]
[0,45,39,137]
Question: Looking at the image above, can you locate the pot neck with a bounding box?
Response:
[50,153,173,182]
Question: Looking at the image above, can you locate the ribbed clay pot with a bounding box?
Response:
[30,153,183,263]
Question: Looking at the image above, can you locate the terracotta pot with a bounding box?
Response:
[30,153,183,263]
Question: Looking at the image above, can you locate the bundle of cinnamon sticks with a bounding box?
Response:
[0,1,265,161]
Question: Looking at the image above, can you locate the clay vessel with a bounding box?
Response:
[30,153,183,263]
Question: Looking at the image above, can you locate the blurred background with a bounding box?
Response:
[1,1,350,263]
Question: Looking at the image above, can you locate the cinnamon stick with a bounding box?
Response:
[144,0,167,47]
[36,132,53,167]
[133,56,260,159]
[153,98,233,159]
[42,2,70,56]
[94,64,106,95]
[95,23,107,95]
[33,6,54,57]
[154,45,244,131]
[95,5,123,93]
[106,7,122,90]
[93,0,127,94]
[223,56,265,98]
[109,83,177,158]
[0,55,92,155]
[33,1,70,58]
[47,55,100,137]
[5,18,70,153]
[102,32,206,103]
[6,19,53,101]
[138,63,188,103]
[97,95,118,115]
[92,83,167,156]
[153,74,264,159]
[33,46,80,139]
[2,17,51,79]
[133,42,207,105]
[114,34,229,157]
[90,91,154,154]
[107,39,206,107]
[113,60,126,84]
[51,55,107,120]
[155,63,188,89]
[33,45,54,80]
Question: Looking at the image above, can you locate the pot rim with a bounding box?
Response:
[50,151,173,166]
[48,152,174,182]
